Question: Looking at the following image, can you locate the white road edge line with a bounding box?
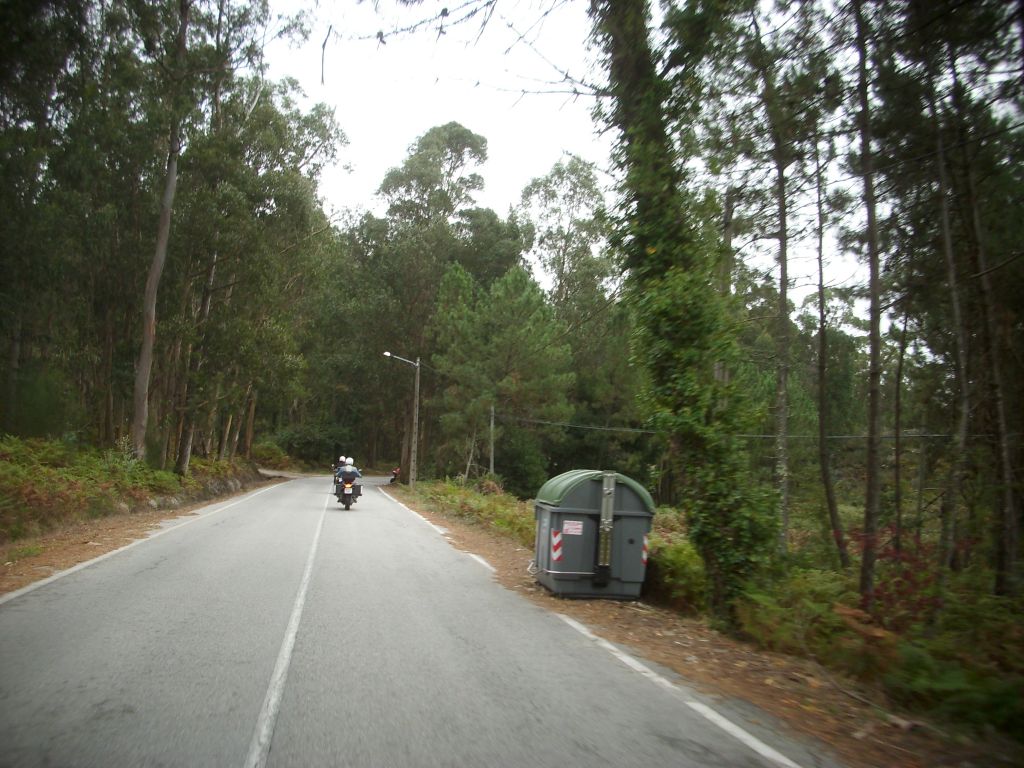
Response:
[686,701,804,768]
[557,614,805,768]
[244,492,328,768]
[558,615,675,692]
[377,488,447,534]
[377,489,494,573]
[0,483,282,607]
[467,553,495,572]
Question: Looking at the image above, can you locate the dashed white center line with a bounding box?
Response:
[244,493,328,768]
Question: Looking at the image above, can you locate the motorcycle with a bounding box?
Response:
[390,467,400,484]
[335,473,362,510]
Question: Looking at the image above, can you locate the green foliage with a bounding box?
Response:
[735,569,858,659]
[885,643,1024,740]
[8,544,43,561]
[429,263,574,492]
[736,564,1024,740]
[0,436,253,542]
[4,365,88,438]
[267,423,352,465]
[494,426,550,499]
[645,530,706,614]
[251,441,290,469]
[379,122,487,223]
[518,155,612,306]
[413,479,535,547]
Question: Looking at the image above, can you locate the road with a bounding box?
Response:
[0,477,843,768]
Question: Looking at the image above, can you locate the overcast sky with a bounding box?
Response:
[266,1,612,218]
[263,1,866,309]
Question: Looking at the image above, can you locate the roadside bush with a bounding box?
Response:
[0,436,262,543]
[877,577,1024,741]
[885,642,1024,741]
[252,441,290,469]
[414,479,535,547]
[645,534,706,614]
[735,569,860,663]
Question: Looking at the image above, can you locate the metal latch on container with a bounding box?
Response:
[594,471,615,586]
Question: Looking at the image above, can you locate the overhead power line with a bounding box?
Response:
[497,412,986,441]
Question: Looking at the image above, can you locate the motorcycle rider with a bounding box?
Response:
[337,456,354,493]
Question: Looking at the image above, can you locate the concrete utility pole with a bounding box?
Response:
[411,357,420,488]
[384,351,421,488]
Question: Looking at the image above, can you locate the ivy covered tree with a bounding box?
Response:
[590,0,776,623]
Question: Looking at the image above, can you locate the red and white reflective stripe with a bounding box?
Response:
[551,529,564,562]
[641,534,649,566]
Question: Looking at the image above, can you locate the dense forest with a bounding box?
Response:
[2,0,1022,729]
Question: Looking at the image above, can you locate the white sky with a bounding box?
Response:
[266,1,612,218]
[264,1,867,315]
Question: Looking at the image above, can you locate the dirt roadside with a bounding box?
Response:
[385,487,1022,768]
[1,478,1020,768]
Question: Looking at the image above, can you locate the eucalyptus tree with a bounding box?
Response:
[379,121,488,226]
[343,122,531,472]
[519,156,612,306]
[0,0,128,436]
[129,0,196,459]
[518,157,646,477]
[371,122,492,352]
[169,76,345,473]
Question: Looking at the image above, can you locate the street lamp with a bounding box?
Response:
[383,351,420,487]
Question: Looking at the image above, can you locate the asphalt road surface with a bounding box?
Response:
[0,477,844,768]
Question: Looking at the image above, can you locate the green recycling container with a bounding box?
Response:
[533,470,655,598]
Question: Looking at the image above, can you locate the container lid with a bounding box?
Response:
[535,470,655,513]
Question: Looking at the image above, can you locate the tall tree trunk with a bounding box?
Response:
[713,190,735,387]
[930,92,970,603]
[228,384,250,459]
[893,314,909,554]
[203,384,221,456]
[463,431,476,482]
[961,144,1018,597]
[915,440,929,548]
[750,15,790,553]
[244,389,257,460]
[853,0,883,609]
[773,154,790,555]
[175,250,218,474]
[719,189,736,296]
[101,317,115,445]
[814,145,849,568]
[130,0,190,459]
[946,53,1018,593]
[4,313,21,432]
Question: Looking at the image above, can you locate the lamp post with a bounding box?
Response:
[383,351,420,487]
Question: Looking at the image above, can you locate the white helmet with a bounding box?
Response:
[345,457,354,466]
[339,455,346,463]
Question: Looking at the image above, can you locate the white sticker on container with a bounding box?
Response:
[562,520,584,535]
